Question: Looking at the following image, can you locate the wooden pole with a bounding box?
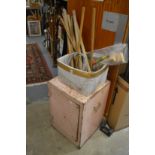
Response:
[72,10,83,69]
[90,8,96,69]
[61,9,76,50]
[72,10,79,49]
[72,10,91,72]
[77,6,85,50]
[60,17,75,51]
[67,14,76,51]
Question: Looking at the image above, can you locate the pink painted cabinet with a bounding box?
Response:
[48,77,110,148]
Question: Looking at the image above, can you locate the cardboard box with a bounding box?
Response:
[107,76,129,130]
[48,77,110,148]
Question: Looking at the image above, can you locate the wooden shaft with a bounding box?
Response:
[77,7,86,69]
[60,17,71,42]
[74,18,91,72]
[77,6,85,51]
[61,9,76,50]
[67,37,72,54]
[67,15,72,53]
[72,10,83,69]
[67,38,74,67]
[72,10,79,50]
[90,8,96,69]
[66,15,74,67]
[80,7,85,33]
[60,17,75,51]
[67,15,76,50]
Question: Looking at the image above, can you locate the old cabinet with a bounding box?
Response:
[107,76,129,130]
[48,77,110,147]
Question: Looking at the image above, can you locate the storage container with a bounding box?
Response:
[48,77,110,148]
[57,52,109,96]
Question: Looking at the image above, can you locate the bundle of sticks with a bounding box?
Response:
[59,8,127,72]
[59,7,96,72]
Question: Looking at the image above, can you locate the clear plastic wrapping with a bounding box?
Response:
[92,43,128,65]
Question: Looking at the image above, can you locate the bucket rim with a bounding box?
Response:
[57,61,108,78]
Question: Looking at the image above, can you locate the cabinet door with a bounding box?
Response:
[80,82,110,145]
[49,87,80,142]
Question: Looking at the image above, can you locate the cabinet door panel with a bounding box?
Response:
[50,88,80,142]
[81,83,110,145]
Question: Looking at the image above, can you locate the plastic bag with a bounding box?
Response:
[93,43,128,65]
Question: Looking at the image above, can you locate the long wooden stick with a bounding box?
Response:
[80,37,91,72]
[80,7,85,33]
[75,7,86,69]
[60,17,75,51]
[67,38,74,67]
[72,10,80,50]
[61,9,76,50]
[72,10,91,72]
[78,6,85,49]
[72,10,83,69]
[90,8,96,69]
[67,15,76,50]
[76,7,86,70]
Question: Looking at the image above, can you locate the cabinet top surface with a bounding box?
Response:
[48,77,110,104]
